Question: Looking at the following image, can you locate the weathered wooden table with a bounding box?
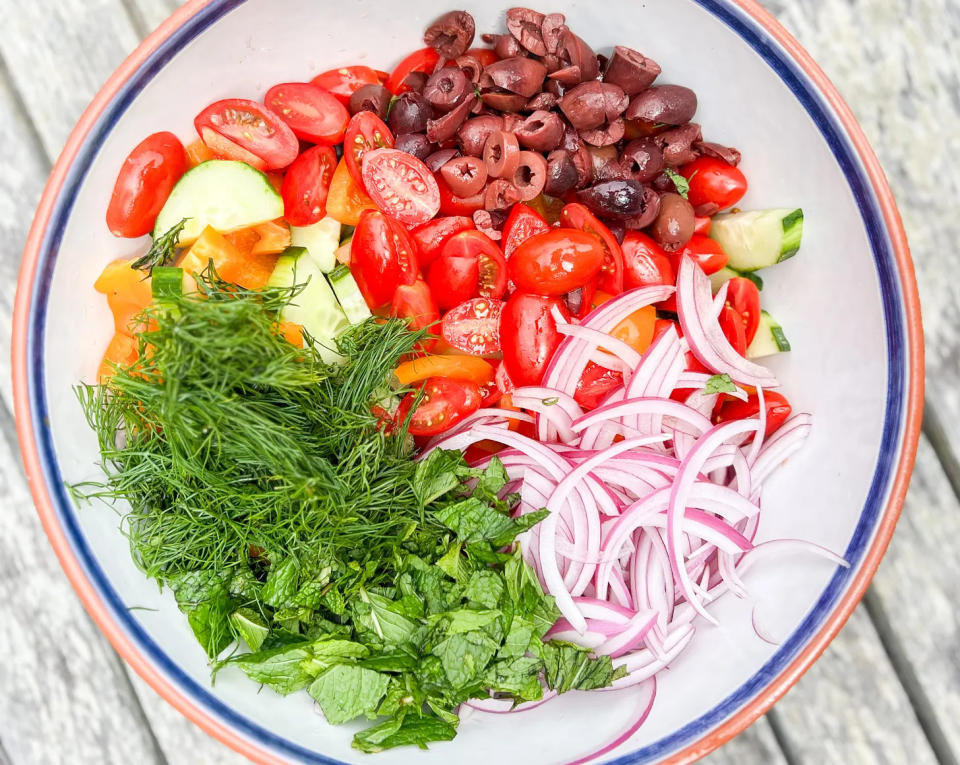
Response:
[0,1,957,763]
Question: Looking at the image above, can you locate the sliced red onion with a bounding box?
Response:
[566,679,657,764]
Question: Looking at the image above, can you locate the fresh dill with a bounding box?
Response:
[130,218,187,274]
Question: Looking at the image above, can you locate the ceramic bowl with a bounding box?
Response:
[13,0,922,762]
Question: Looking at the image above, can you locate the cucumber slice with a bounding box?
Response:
[153,160,283,245]
[289,216,341,273]
[709,208,803,272]
[151,266,184,299]
[708,266,763,293]
[328,264,372,324]
[267,246,349,364]
[746,310,791,359]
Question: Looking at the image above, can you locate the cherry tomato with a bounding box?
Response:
[441,297,504,356]
[671,233,728,276]
[559,203,625,294]
[495,361,516,396]
[361,148,440,226]
[467,48,499,67]
[396,376,482,436]
[680,156,748,211]
[410,216,475,268]
[430,231,508,307]
[693,215,712,235]
[280,144,337,226]
[509,229,605,296]
[563,280,596,320]
[326,157,377,226]
[575,363,624,411]
[106,131,186,237]
[621,232,674,290]
[386,48,442,94]
[311,65,381,105]
[194,99,298,170]
[428,255,477,310]
[351,209,420,307]
[391,279,440,348]
[718,305,748,356]
[478,379,502,407]
[502,203,549,258]
[715,391,792,438]
[500,293,571,386]
[725,277,762,346]
[264,82,350,145]
[436,173,485,216]
[611,305,657,353]
[344,111,395,187]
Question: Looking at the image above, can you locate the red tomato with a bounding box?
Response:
[106,131,186,237]
[495,360,515,395]
[718,305,748,356]
[574,362,624,411]
[680,157,748,211]
[351,210,420,307]
[194,99,299,170]
[693,216,712,235]
[725,277,762,346]
[386,48,442,94]
[280,144,337,226]
[509,229,605,296]
[467,48,499,67]
[410,216,475,268]
[478,379,502,407]
[500,293,571,386]
[361,148,440,226]
[391,279,440,346]
[502,204,549,258]
[715,391,792,438]
[441,297,504,356]
[436,173,485,216]
[432,231,508,306]
[559,203,625,294]
[264,82,350,144]
[672,233,728,276]
[564,280,596,320]
[344,112,395,187]
[396,376,482,436]
[621,232,675,290]
[428,255,478,309]
[311,65,381,105]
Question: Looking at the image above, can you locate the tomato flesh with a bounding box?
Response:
[106,131,186,237]
[265,82,350,144]
[680,156,748,211]
[500,293,571,386]
[351,210,420,307]
[621,232,675,290]
[344,112,395,188]
[386,48,442,94]
[715,391,792,438]
[502,204,549,258]
[575,363,624,411]
[725,277,762,346]
[428,255,479,310]
[410,216,476,269]
[280,144,337,226]
[194,98,299,170]
[361,148,440,226]
[391,279,440,349]
[671,233,728,276]
[441,298,504,356]
[560,203,625,294]
[396,376,482,436]
[718,305,748,356]
[509,229,605,296]
[429,231,507,308]
[311,65,381,105]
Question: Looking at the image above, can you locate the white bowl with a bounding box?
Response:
[13,1,923,763]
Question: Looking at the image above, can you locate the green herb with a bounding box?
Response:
[663,168,690,199]
[542,396,559,406]
[130,219,187,274]
[704,373,737,395]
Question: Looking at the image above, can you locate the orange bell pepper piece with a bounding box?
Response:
[94,258,153,335]
[178,226,278,290]
[98,332,138,381]
[325,158,376,226]
[394,355,495,387]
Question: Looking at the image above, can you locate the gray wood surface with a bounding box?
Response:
[0,1,957,764]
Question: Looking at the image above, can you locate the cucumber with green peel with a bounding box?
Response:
[267,246,349,364]
[151,266,184,299]
[328,264,372,324]
[746,310,791,359]
[153,160,284,245]
[290,216,341,273]
[709,208,803,272]
[708,265,763,293]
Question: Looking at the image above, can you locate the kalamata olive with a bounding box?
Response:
[425,148,461,172]
[426,95,477,143]
[541,13,567,55]
[481,91,530,112]
[348,84,392,118]
[587,145,625,182]
[650,192,695,250]
[481,57,547,97]
[625,188,661,230]
[575,179,645,219]
[694,201,721,217]
[602,46,661,96]
[656,122,702,166]
[515,110,564,152]
[620,138,664,183]
[402,71,429,94]
[473,209,504,240]
[544,78,563,97]
[694,141,742,166]
[559,82,607,130]
[580,118,625,147]
[505,7,547,55]
[626,85,698,125]
[388,92,433,134]
[596,53,609,71]
[572,142,594,189]
[606,219,627,244]
[541,54,564,74]
[484,130,521,178]
[652,171,674,193]
[561,121,581,152]
[441,155,487,196]
[549,65,582,87]
[502,113,526,134]
[458,115,505,157]
[545,149,579,196]
[525,92,558,111]
[562,31,599,80]
[485,179,522,211]
[424,67,471,113]
[493,33,524,59]
[424,10,476,58]
[512,151,548,200]
[395,133,432,161]
[456,54,483,84]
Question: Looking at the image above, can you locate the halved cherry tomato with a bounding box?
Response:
[621,231,674,290]
[478,379,502,407]
[611,304,657,353]
[265,82,350,144]
[680,156,748,211]
[441,297,504,356]
[495,361,516,396]
[395,376,482,436]
[194,99,298,171]
[467,48,499,67]
[386,48,442,94]
[428,255,478,310]
[509,229,605,296]
[693,216,712,235]
[394,355,495,386]
[280,144,337,226]
[670,233,728,276]
[436,173,485,216]
[575,363,624,411]
[500,293,571,386]
[391,279,439,348]
[361,148,440,226]
[502,204,549,258]
[715,391,792,438]
[106,132,187,238]
[326,157,377,225]
[410,216,475,268]
[563,280,596,320]
[311,65,382,105]
[718,304,748,356]
[351,210,419,307]
[725,277,762,346]
[559,203,625,294]
[344,111,395,188]
[430,231,508,307]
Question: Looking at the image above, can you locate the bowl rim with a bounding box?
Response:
[11,0,923,763]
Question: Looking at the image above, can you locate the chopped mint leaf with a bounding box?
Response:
[704,373,737,395]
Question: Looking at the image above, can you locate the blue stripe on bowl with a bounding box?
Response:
[23,1,908,763]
